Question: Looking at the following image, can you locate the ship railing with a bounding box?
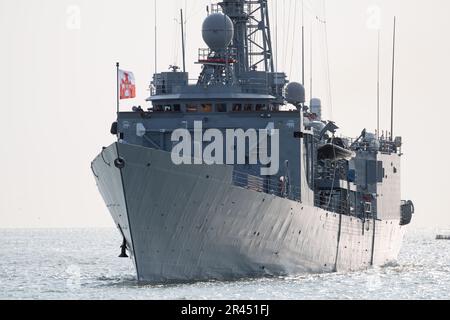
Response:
[314,194,352,215]
[151,80,190,96]
[328,132,399,155]
[197,48,238,63]
[211,2,252,16]
[210,4,222,13]
[348,136,398,154]
[198,48,210,61]
[315,164,347,181]
[232,170,301,202]
[231,170,362,215]
[240,83,270,95]
[378,140,397,154]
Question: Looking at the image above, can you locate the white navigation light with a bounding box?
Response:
[202,13,234,51]
[285,82,305,105]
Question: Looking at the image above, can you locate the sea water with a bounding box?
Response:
[1,228,449,300]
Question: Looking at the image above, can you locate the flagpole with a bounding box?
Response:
[116,62,120,141]
[116,62,120,116]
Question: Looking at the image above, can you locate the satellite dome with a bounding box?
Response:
[285,82,305,105]
[202,13,234,51]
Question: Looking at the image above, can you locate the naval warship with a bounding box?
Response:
[91,0,415,283]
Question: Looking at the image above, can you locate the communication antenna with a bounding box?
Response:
[310,22,313,100]
[301,0,305,85]
[180,9,186,72]
[154,0,158,73]
[390,16,397,141]
[377,30,381,138]
[275,1,278,73]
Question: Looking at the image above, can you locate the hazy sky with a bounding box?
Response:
[0,0,449,228]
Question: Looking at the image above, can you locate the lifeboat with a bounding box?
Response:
[317,137,356,161]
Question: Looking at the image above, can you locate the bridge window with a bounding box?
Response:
[255,104,267,111]
[216,103,227,112]
[244,104,253,112]
[232,104,242,112]
[201,104,213,113]
[153,104,182,112]
[187,104,199,113]
[154,105,164,112]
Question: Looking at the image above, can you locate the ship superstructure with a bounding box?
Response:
[92,0,414,283]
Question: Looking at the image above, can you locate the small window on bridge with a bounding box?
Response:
[202,104,213,113]
[154,105,164,112]
[233,104,242,112]
[244,104,253,112]
[187,104,199,112]
[255,104,267,111]
[216,103,227,112]
[173,104,181,112]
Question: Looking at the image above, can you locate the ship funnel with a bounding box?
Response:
[285,82,305,105]
[202,13,234,51]
[310,98,322,120]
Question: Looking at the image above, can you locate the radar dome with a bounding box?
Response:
[285,82,305,105]
[202,13,234,51]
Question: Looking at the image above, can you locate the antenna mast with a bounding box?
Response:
[310,23,313,100]
[301,0,305,85]
[390,16,397,141]
[154,1,158,73]
[180,9,186,72]
[220,0,274,73]
[377,30,381,138]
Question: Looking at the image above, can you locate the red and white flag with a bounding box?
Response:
[119,69,136,100]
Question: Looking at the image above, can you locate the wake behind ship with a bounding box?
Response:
[91,0,414,283]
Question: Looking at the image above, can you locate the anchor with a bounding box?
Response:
[119,237,129,258]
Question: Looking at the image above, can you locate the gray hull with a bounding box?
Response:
[92,142,406,283]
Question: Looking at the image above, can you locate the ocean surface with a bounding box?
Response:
[1,228,449,300]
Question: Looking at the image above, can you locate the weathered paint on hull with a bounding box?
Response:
[92,143,406,283]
